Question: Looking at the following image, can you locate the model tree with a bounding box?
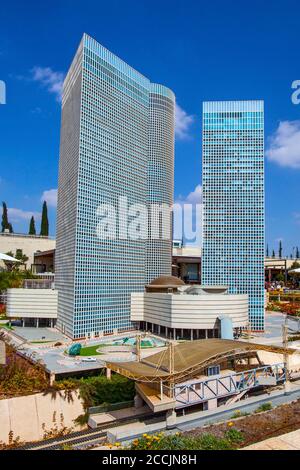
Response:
[291,260,300,270]
[5,249,29,271]
[28,216,36,235]
[40,201,49,236]
[15,249,29,267]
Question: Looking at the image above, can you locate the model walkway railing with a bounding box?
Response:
[174,363,286,407]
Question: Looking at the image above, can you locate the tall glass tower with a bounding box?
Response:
[202,101,265,331]
[56,34,175,339]
[146,84,175,282]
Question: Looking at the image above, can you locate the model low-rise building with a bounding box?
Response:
[6,280,57,327]
[131,276,248,340]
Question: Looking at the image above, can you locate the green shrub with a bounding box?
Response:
[54,373,135,409]
[224,428,244,444]
[130,430,243,451]
[0,270,37,293]
[74,412,89,426]
[195,433,233,450]
[255,402,272,413]
[0,334,49,398]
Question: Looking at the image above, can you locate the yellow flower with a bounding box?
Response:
[115,442,121,447]
[143,434,147,437]
[227,422,234,427]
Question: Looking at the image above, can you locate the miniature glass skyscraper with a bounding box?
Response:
[202,101,265,331]
[56,34,174,339]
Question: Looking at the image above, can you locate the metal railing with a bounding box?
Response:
[174,363,286,407]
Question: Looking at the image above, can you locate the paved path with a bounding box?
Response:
[242,429,300,450]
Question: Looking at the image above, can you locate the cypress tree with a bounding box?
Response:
[1,202,9,232]
[272,249,275,258]
[40,201,49,236]
[296,247,300,259]
[29,216,36,235]
[266,244,269,257]
[279,240,283,258]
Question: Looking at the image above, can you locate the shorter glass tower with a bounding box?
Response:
[202,101,265,331]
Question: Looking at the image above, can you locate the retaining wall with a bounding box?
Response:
[0,389,85,444]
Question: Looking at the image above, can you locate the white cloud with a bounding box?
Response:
[175,103,194,140]
[294,213,300,225]
[173,184,203,246]
[185,184,202,204]
[41,189,57,208]
[8,208,41,223]
[31,67,64,102]
[266,120,300,169]
[176,184,202,205]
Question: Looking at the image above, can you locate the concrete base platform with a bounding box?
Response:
[107,419,165,444]
[88,405,150,429]
[136,382,176,412]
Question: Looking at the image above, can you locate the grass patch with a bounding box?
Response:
[255,402,273,413]
[79,344,103,356]
[231,410,250,419]
[0,323,13,330]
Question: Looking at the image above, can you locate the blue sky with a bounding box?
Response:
[0,0,300,256]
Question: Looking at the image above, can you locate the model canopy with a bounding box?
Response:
[0,252,18,262]
[106,338,295,383]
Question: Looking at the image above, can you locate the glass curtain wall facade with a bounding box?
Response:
[202,101,265,331]
[146,84,175,282]
[56,34,174,339]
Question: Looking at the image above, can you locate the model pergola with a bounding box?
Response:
[106,338,295,384]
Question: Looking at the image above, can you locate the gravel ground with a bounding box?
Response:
[183,399,300,448]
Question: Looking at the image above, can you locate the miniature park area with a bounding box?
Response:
[1,313,300,450]
[1,267,300,450]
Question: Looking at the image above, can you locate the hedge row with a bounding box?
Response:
[54,374,135,409]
